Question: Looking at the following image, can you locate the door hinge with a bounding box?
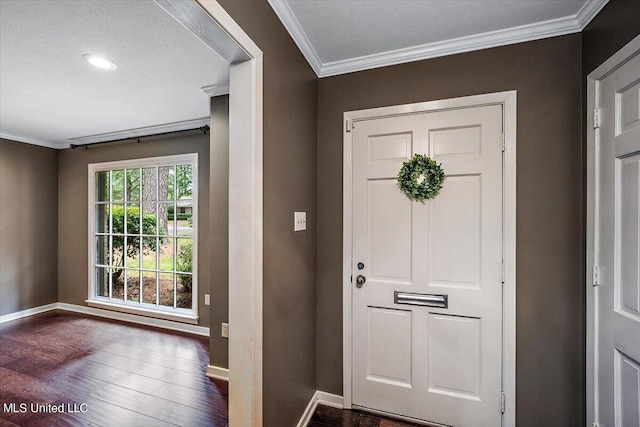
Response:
[501,262,505,284]
[346,119,353,133]
[501,132,505,152]
[593,109,600,129]
[500,391,505,414]
[593,265,600,286]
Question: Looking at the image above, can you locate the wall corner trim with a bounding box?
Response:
[297,391,344,427]
[206,365,229,381]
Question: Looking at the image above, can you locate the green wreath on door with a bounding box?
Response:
[397,154,445,202]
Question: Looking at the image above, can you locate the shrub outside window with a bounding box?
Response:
[88,154,197,320]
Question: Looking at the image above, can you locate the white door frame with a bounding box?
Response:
[164,1,264,426]
[342,91,517,426]
[586,34,640,427]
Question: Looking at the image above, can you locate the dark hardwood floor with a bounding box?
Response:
[310,405,424,427]
[0,311,227,427]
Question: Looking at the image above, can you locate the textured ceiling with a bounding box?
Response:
[270,0,607,76]
[0,0,230,148]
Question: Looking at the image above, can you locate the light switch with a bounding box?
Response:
[294,212,306,231]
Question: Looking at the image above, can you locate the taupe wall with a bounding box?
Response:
[209,95,229,368]
[216,1,319,426]
[316,35,583,426]
[582,0,640,76]
[0,139,58,316]
[57,133,211,327]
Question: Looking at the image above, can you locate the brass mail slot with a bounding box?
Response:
[394,291,448,308]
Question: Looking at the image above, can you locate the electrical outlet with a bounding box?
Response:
[221,322,229,338]
[294,212,306,231]
[204,294,210,306]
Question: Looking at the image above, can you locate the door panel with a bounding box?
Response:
[428,314,481,400]
[430,125,482,160]
[369,133,413,164]
[596,50,640,426]
[619,155,640,321]
[369,180,413,282]
[429,175,481,288]
[367,307,413,387]
[616,351,640,427]
[352,104,503,427]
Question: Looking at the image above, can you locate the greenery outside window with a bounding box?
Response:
[88,154,198,321]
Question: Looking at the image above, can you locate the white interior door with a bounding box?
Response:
[351,104,504,426]
[595,50,640,426]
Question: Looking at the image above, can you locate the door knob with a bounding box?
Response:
[355,275,366,288]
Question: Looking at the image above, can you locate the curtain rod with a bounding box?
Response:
[69,125,210,150]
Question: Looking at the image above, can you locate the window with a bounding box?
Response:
[88,154,198,321]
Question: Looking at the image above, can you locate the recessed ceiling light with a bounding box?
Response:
[82,54,117,71]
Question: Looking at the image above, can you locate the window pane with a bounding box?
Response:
[95,204,108,234]
[126,270,140,303]
[95,171,109,202]
[111,267,124,300]
[176,238,192,274]
[111,169,124,202]
[141,202,158,235]
[111,234,125,270]
[175,201,193,237]
[177,273,192,309]
[142,271,157,304]
[159,166,175,201]
[126,168,141,202]
[142,237,158,270]
[159,237,174,272]
[142,167,157,201]
[95,235,109,266]
[157,202,172,237]
[96,267,108,297]
[159,272,174,307]
[176,164,193,199]
[111,204,124,235]
[125,204,141,235]
[125,238,141,269]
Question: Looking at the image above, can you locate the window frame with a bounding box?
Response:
[87,153,199,324]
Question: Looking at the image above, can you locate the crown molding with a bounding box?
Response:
[0,132,65,149]
[201,82,229,97]
[66,117,210,147]
[576,0,609,29]
[270,0,609,78]
[267,0,323,76]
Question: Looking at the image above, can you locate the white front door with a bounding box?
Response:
[351,104,504,426]
[595,48,640,426]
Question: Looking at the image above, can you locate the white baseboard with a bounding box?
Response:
[0,303,58,323]
[206,365,229,381]
[0,302,209,336]
[316,391,344,409]
[297,391,344,427]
